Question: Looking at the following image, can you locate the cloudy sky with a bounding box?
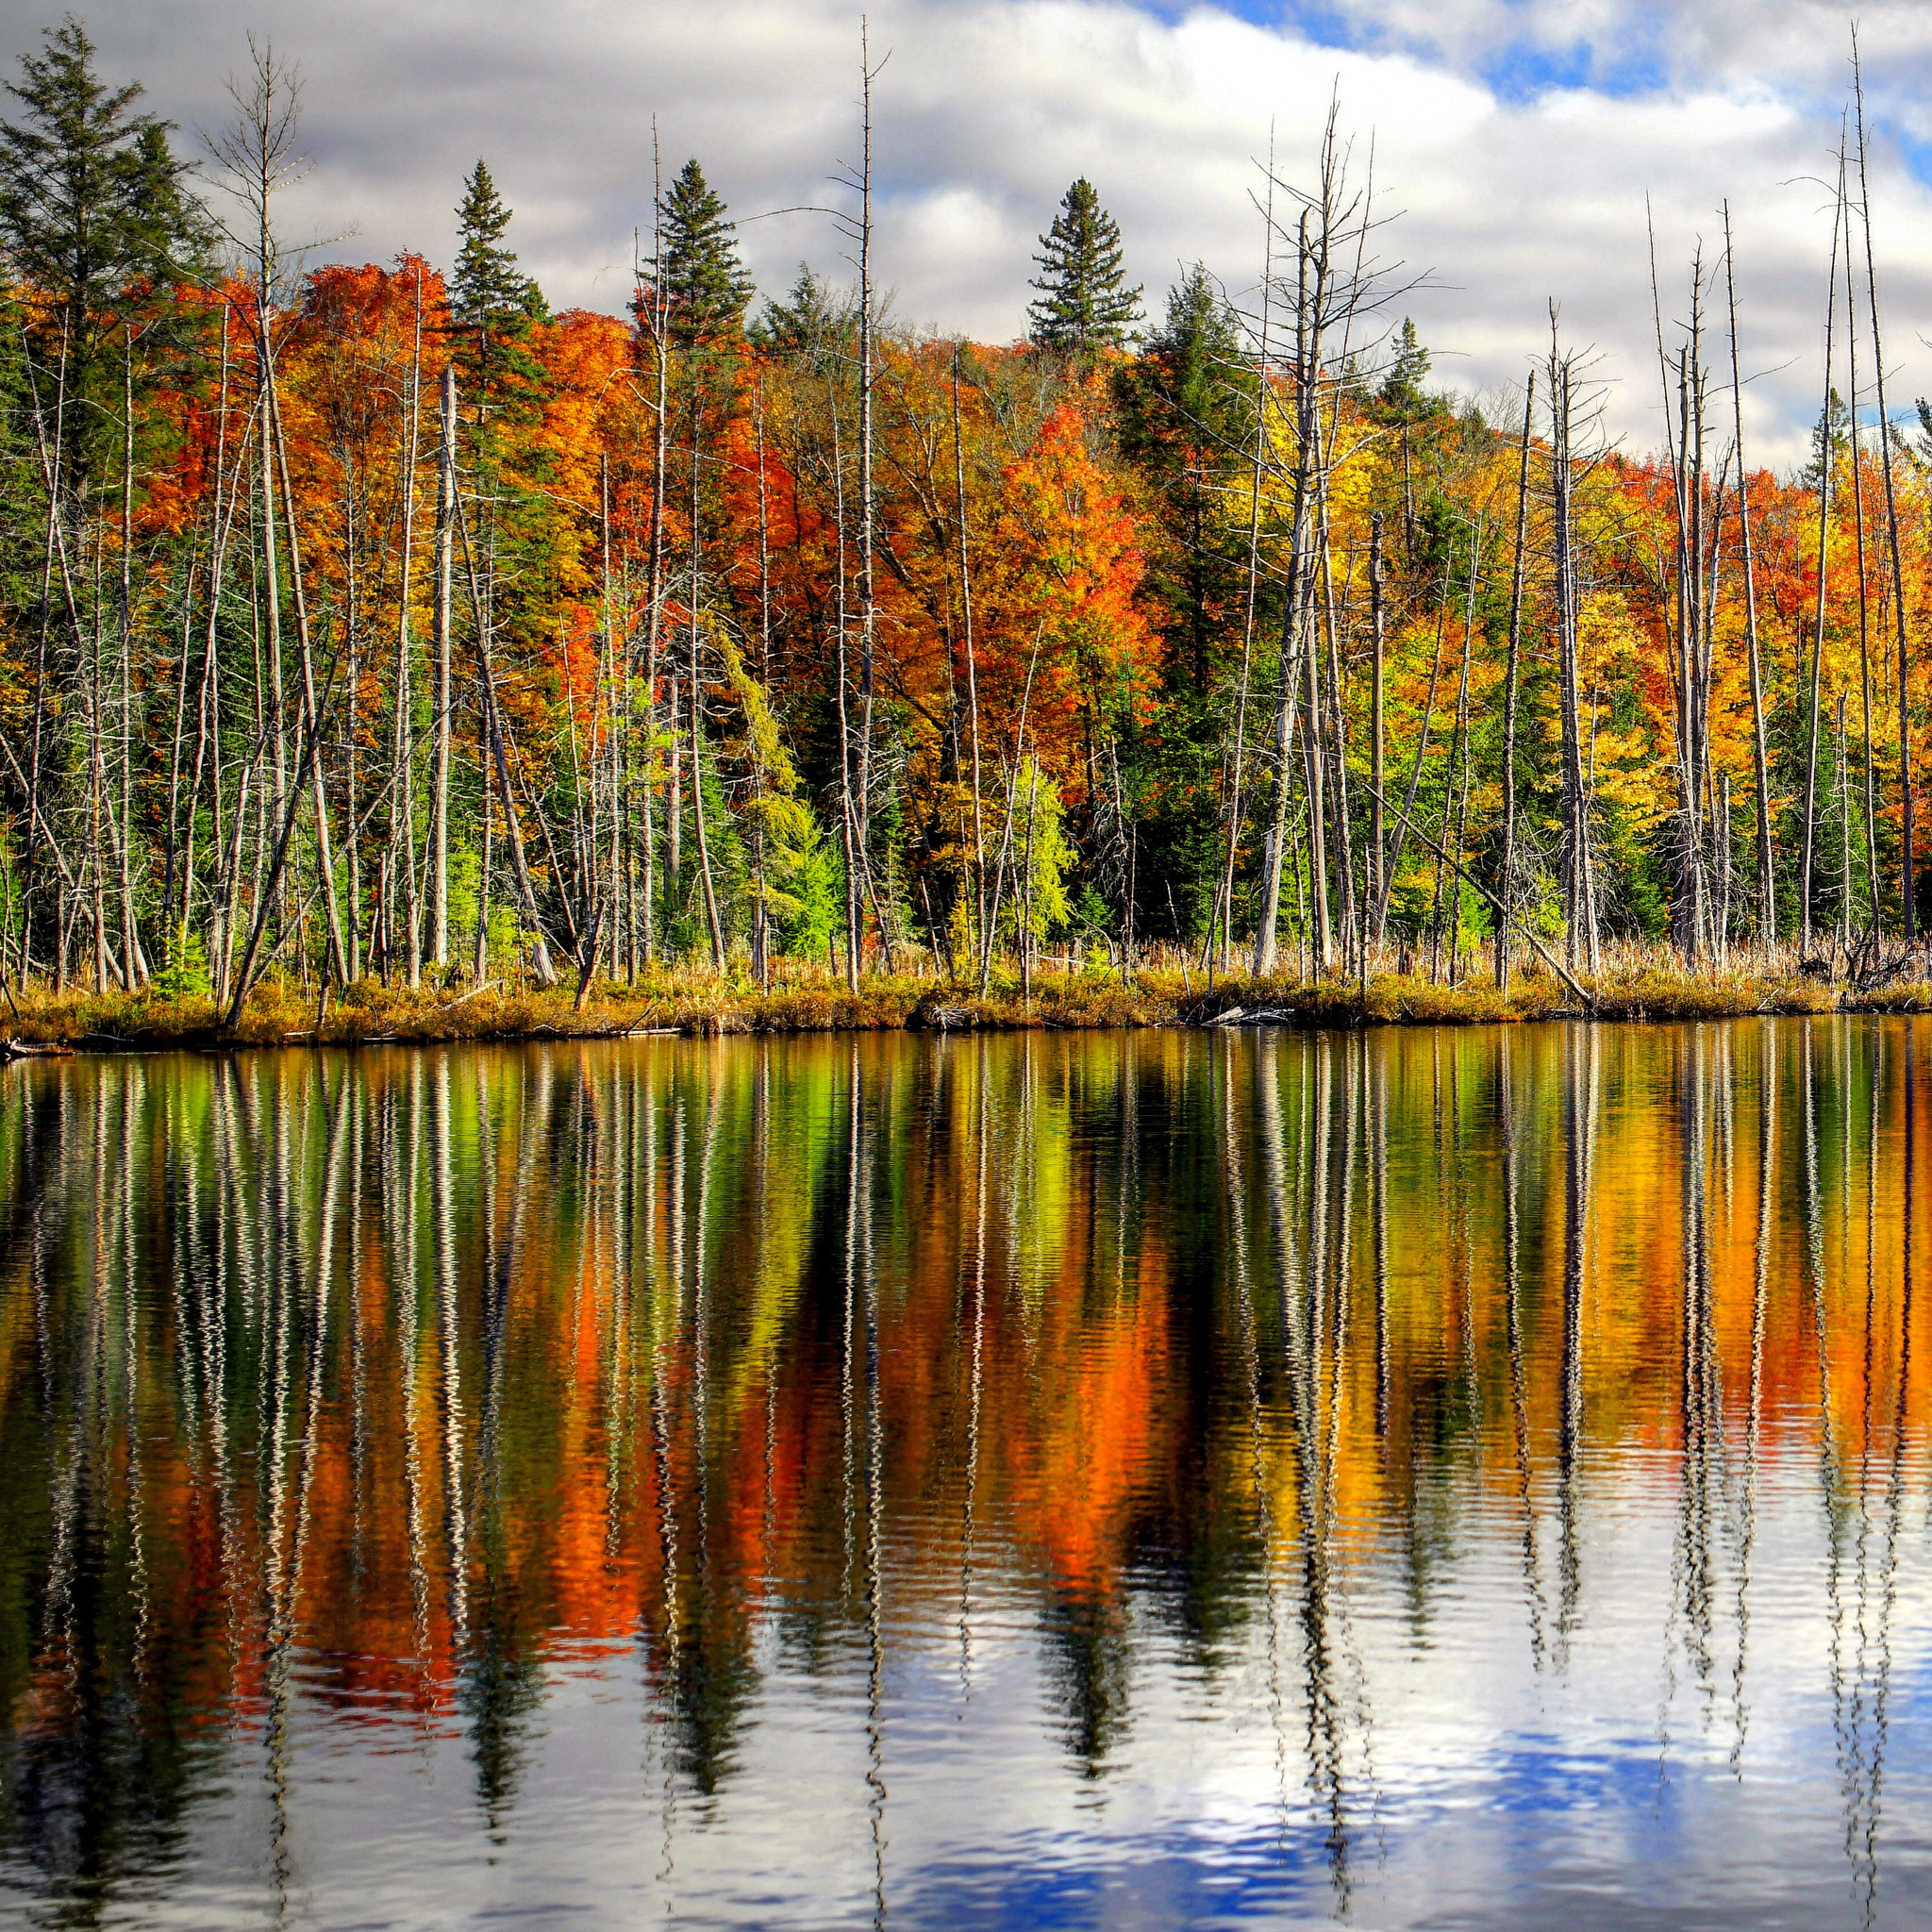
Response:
[15,0,1932,464]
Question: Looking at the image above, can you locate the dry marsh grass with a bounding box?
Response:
[1,951,1923,1056]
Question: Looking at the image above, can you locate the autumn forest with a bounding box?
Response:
[0,19,1927,1022]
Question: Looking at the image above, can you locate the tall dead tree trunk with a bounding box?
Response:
[1723,208,1776,952]
[1854,40,1915,941]
[1369,510,1386,953]
[1209,147,1274,974]
[1842,202,1880,934]
[455,494,558,988]
[390,266,425,987]
[954,344,987,970]
[430,364,456,968]
[1497,371,1535,990]
[1800,161,1845,953]
[1550,316,1591,972]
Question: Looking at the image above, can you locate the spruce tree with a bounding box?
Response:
[1139,265,1244,437]
[1114,265,1251,938]
[1117,263,1248,677]
[658,159,754,349]
[449,158,552,724]
[751,264,841,358]
[0,17,199,491]
[451,158,547,410]
[1802,386,1850,491]
[1375,318,1435,420]
[1026,178,1141,356]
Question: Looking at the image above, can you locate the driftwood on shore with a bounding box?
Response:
[0,1038,74,1061]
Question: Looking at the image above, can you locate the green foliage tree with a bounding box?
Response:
[0,15,200,493]
[1008,758,1074,949]
[1117,264,1249,680]
[1375,317,1436,421]
[750,264,844,360]
[1113,263,1254,941]
[451,158,547,414]
[658,158,754,349]
[1801,385,1850,491]
[1027,177,1141,356]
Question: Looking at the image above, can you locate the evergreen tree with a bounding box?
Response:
[658,158,754,349]
[750,264,841,359]
[0,18,195,313]
[1114,264,1252,941]
[0,17,199,491]
[1375,317,1435,420]
[451,158,547,410]
[1027,177,1141,356]
[1138,265,1245,441]
[1116,263,1249,684]
[1801,385,1850,491]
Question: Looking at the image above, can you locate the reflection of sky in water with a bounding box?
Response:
[38,1473,1928,1928]
[2,1023,1931,1927]
[108,1531,1932,1929]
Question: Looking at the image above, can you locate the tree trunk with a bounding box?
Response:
[1496,373,1535,989]
[430,365,456,968]
[1800,167,1844,952]
[1723,208,1776,953]
[1854,45,1915,941]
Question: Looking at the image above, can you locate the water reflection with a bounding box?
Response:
[2,1021,1930,1929]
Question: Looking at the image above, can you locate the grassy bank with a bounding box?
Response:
[6,954,1932,1056]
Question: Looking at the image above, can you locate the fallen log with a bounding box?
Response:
[0,1038,74,1061]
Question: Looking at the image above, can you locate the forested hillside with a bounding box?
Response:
[0,23,1924,1015]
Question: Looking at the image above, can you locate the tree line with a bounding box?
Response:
[0,18,1926,1013]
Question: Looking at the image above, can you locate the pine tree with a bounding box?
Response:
[1116,262,1249,669]
[658,159,754,349]
[451,158,547,409]
[1027,178,1141,356]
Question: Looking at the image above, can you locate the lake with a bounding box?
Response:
[0,1020,1926,1929]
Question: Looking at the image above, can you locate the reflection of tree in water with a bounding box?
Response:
[1040,1586,1134,1776]
[1727,1021,1774,1771]
[1158,1074,1266,1675]
[1662,1028,1724,1765]
[5,1469,226,1926]
[1538,1027,1597,1665]
[1824,1026,1913,1927]
[458,1590,543,1833]
[0,1074,225,1923]
[642,1074,770,1801]
[1501,1036,1549,1671]
[463,1066,544,1833]
[7,1024,1932,1921]
[1258,1034,1381,1911]
[654,1602,761,1801]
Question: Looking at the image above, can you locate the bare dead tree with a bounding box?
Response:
[1723,206,1776,952]
[1853,36,1915,942]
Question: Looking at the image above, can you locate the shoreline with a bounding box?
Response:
[7,965,1932,1057]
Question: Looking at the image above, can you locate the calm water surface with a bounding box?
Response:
[1,1020,1928,1929]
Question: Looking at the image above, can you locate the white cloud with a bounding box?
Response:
[7,0,1931,464]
